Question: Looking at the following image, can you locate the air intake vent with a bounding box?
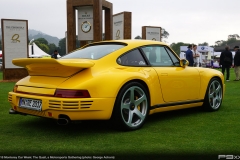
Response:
[48,100,93,110]
[8,94,13,103]
[49,100,61,109]
[80,101,93,109]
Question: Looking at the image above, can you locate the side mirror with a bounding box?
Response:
[180,59,189,67]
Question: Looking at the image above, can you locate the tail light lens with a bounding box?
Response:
[54,89,91,98]
[13,85,18,92]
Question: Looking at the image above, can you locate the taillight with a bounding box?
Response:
[13,85,18,92]
[54,89,91,98]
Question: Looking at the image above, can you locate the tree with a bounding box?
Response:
[39,43,49,53]
[170,42,189,55]
[161,28,169,39]
[35,38,48,45]
[215,40,225,46]
[58,38,66,56]
[48,43,57,55]
[134,35,142,39]
[198,42,209,46]
[228,34,240,40]
[227,38,238,44]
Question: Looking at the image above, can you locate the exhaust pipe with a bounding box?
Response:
[57,118,69,125]
[9,108,26,115]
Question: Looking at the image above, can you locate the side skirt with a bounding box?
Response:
[149,100,204,115]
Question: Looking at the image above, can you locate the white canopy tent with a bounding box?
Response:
[180,46,214,61]
[180,46,214,53]
[29,42,51,58]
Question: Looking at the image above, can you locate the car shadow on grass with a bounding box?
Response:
[147,106,205,122]
[12,106,208,134]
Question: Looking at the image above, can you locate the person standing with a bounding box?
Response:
[211,59,214,68]
[180,52,186,59]
[192,45,202,67]
[186,44,194,66]
[51,50,59,59]
[233,46,240,81]
[219,46,233,81]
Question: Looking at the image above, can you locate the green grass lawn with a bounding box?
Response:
[0,70,240,159]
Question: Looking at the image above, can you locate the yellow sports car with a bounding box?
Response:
[8,40,225,131]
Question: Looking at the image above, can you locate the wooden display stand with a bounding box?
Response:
[1,19,29,80]
[142,26,162,41]
[67,0,113,53]
[113,12,131,40]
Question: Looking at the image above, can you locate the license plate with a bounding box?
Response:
[19,98,42,111]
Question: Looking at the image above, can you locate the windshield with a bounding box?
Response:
[61,43,126,60]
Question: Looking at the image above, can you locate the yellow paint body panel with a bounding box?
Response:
[9,92,115,120]
[17,86,56,95]
[8,40,225,121]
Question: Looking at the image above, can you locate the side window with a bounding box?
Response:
[117,49,147,66]
[141,46,179,66]
[165,47,180,66]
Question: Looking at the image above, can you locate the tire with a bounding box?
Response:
[111,82,149,131]
[203,78,223,111]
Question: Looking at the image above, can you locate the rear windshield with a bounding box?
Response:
[61,44,126,60]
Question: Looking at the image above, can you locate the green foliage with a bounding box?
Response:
[35,38,48,45]
[198,42,209,46]
[34,41,40,47]
[170,42,189,55]
[227,38,239,44]
[33,38,53,55]
[161,28,169,39]
[215,34,240,47]
[134,35,142,39]
[58,38,66,56]
[38,43,49,53]
[0,40,2,50]
[48,43,57,55]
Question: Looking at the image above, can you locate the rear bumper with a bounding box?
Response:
[8,92,116,120]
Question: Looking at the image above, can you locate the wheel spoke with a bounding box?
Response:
[212,97,216,108]
[130,87,135,103]
[209,92,214,98]
[134,108,145,120]
[215,85,221,94]
[135,94,146,106]
[211,83,216,91]
[127,111,134,125]
[121,102,130,110]
[216,96,221,103]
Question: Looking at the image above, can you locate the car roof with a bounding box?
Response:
[88,40,168,47]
